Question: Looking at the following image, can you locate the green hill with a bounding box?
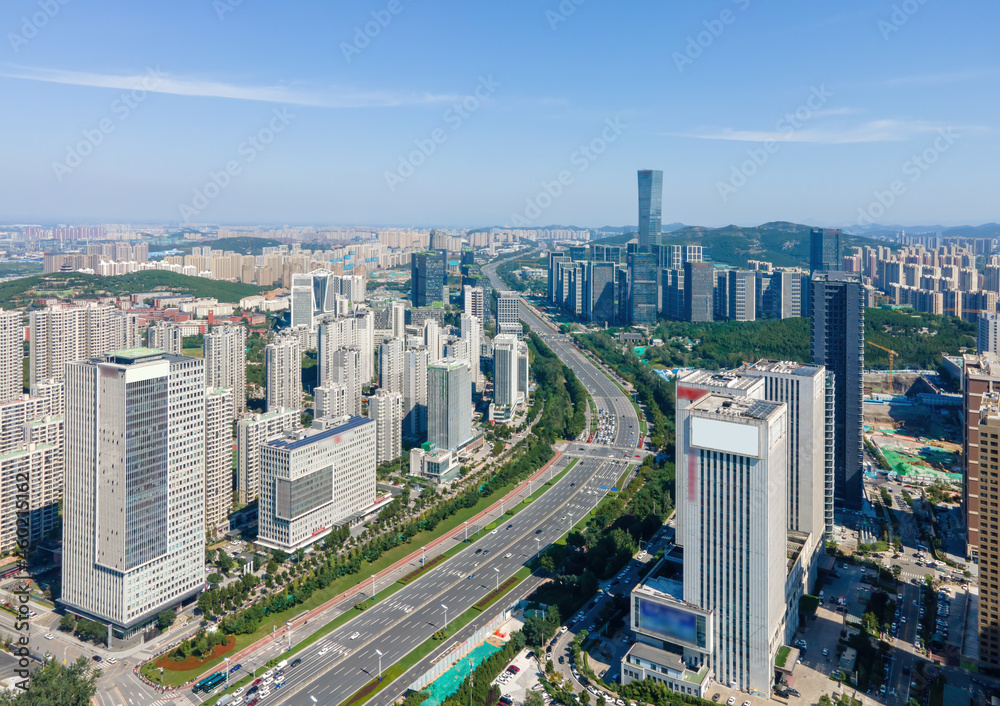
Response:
[0,271,267,309]
[176,237,282,256]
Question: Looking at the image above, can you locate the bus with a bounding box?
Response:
[194,671,226,693]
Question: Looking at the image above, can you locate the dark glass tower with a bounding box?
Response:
[411,250,447,306]
[637,169,663,252]
[684,261,714,322]
[628,252,657,325]
[810,228,843,275]
[811,271,864,511]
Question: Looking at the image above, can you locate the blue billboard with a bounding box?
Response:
[636,597,699,646]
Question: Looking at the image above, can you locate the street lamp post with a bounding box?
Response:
[494,567,500,593]
[464,521,469,543]
[375,648,383,681]
[224,657,230,689]
[421,546,425,565]
[286,620,292,652]
[441,604,448,633]
[534,537,541,557]
[371,574,376,599]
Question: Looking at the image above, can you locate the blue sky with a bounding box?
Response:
[0,0,996,228]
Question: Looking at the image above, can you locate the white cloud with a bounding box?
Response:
[0,64,458,108]
[664,119,979,144]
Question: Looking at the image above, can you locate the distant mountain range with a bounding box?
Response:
[845,223,1000,239]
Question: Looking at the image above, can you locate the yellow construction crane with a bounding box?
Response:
[867,341,900,393]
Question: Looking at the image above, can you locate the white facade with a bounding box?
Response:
[332,347,363,416]
[0,310,21,405]
[368,390,403,465]
[403,347,429,438]
[147,322,188,356]
[266,333,302,413]
[257,416,376,552]
[464,286,485,320]
[204,324,247,419]
[423,319,442,362]
[460,313,482,393]
[980,312,1000,356]
[379,338,404,395]
[205,388,235,536]
[237,408,300,504]
[493,335,520,408]
[497,292,521,338]
[61,350,205,634]
[681,393,788,695]
[390,301,406,339]
[29,305,140,388]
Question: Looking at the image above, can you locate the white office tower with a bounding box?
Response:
[390,301,407,339]
[237,408,300,504]
[497,292,521,338]
[266,333,302,413]
[257,416,375,552]
[205,388,235,536]
[355,308,376,383]
[368,390,403,464]
[403,347,429,438]
[461,313,482,393]
[147,322,186,356]
[0,310,21,405]
[290,279,316,331]
[980,312,1000,356]
[290,270,339,332]
[29,305,140,388]
[61,350,205,637]
[332,347,363,416]
[427,358,473,451]
[379,338,404,395]
[204,325,247,419]
[0,392,63,553]
[493,335,520,407]
[683,393,787,695]
[318,316,355,386]
[423,319,442,362]
[464,286,485,320]
[517,340,530,401]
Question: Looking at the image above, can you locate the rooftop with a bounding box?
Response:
[268,415,371,450]
[678,369,761,392]
[743,359,825,377]
[105,347,166,363]
[690,394,782,421]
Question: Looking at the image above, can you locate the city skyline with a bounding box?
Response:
[0,1,996,227]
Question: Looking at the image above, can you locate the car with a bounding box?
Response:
[318,647,330,656]
[253,678,263,686]
[44,634,53,640]
[106,657,118,665]
[505,553,512,558]
[727,699,736,706]
[536,529,543,534]
[822,648,830,656]
[475,548,482,554]
[234,687,245,697]
[587,624,595,631]
[491,530,498,535]
[509,665,520,674]
[290,658,301,668]
[558,656,565,664]
[263,677,274,686]
[91,655,102,662]
[786,688,800,697]
[901,616,907,623]
[350,631,360,640]
[711,696,720,703]
[230,663,242,673]
[263,670,273,679]
[507,524,513,529]
[483,550,490,555]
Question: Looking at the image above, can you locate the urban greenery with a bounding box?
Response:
[0,656,98,705]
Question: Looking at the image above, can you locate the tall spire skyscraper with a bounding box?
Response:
[637,169,663,252]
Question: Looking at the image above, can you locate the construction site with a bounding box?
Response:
[864,370,963,484]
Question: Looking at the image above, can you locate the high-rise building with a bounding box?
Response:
[379,338,404,395]
[463,286,485,320]
[726,270,757,322]
[411,251,447,307]
[147,322,188,356]
[810,228,843,275]
[204,325,247,419]
[976,392,1000,665]
[427,358,472,451]
[962,353,1000,562]
[236,408,301,504]
[668,244,702,269]
[368,390,403,465]
[0,310,21,405]
[266,333,302,413]
[628,252,657,325]
[979,313,1000,356]
[403,347,429,438]
[460,313,482,393]
[423,319,442,362]
[332,347,363,416]
[390,301,406,340]
[637,169,663,251]
[811,272,865,511]
[684,262,715,322]
[0,392,63,553]
[584,261,617,325]
[290,270,340,331]
[497,292,521,338]
[492,335,520,408]
[61,349,205,636]
[518,340,530,402]
[257,416,375,552]
[29,305,140,388]
[205,388,235,536]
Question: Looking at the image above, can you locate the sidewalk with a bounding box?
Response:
[177,450,567,692]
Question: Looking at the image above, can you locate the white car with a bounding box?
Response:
[234,687,245,697]
[106,657,117,664]
[44,634,53,640]
[318,647,330,656]
[491,530,498,535]
[350,631,360,640]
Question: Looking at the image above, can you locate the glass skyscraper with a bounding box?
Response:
[637,169,663,251]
